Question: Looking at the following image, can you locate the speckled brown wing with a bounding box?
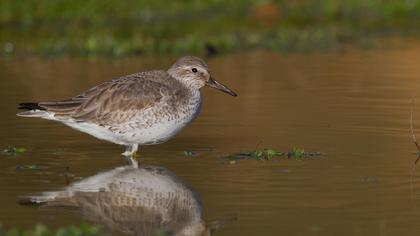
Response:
[37,71,175,125]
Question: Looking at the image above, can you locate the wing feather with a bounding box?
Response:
[37,71,176,125]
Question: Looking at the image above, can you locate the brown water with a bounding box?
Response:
[2,46,420,235]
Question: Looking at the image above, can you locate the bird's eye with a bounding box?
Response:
[192,68,198,73]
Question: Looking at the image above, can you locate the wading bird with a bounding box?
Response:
[18,56,237,166]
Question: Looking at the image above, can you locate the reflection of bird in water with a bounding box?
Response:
[21,166,219,236]
[17,56,237,166]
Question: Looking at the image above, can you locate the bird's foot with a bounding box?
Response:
[124,153,139,168]
[131,152,139,160]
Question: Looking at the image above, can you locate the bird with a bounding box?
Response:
[17,56,237,166]
[20,165,212,236]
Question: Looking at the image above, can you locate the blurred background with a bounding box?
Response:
[1,0,420,57]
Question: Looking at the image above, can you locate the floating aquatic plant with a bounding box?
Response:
[183,151,199,158]
[226,147,321,162]
[284,147,322,158]
[1,146,26,156]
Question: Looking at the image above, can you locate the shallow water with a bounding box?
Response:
[2,46,420,235]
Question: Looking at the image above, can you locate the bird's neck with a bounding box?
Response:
[180,78,204,91]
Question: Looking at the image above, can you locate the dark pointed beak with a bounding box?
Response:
[206,77,237,97]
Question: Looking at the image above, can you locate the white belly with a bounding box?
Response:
[123,118,191,145]
[63,92,202,146]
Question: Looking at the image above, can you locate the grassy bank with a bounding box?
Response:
[1,0,420,57]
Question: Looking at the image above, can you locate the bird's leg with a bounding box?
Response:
[131,144,139,159]
[122,144,139,156]
[122,144,139,168]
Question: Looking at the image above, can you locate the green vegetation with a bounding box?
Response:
[1,0,420,57]
[0,224,101,236]
[1,146,26,156]
[226,147,321,162]
[183,151,199,158]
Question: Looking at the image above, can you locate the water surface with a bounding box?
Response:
[2,46,420,235]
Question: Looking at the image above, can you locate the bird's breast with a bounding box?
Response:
[120,91,202,144]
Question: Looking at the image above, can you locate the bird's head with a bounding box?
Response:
[168,56,237,96]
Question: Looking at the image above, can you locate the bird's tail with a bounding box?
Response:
[18,102,45,111]
[16,102,49,117]
[19,190,76,208]
[19,193,57,206]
